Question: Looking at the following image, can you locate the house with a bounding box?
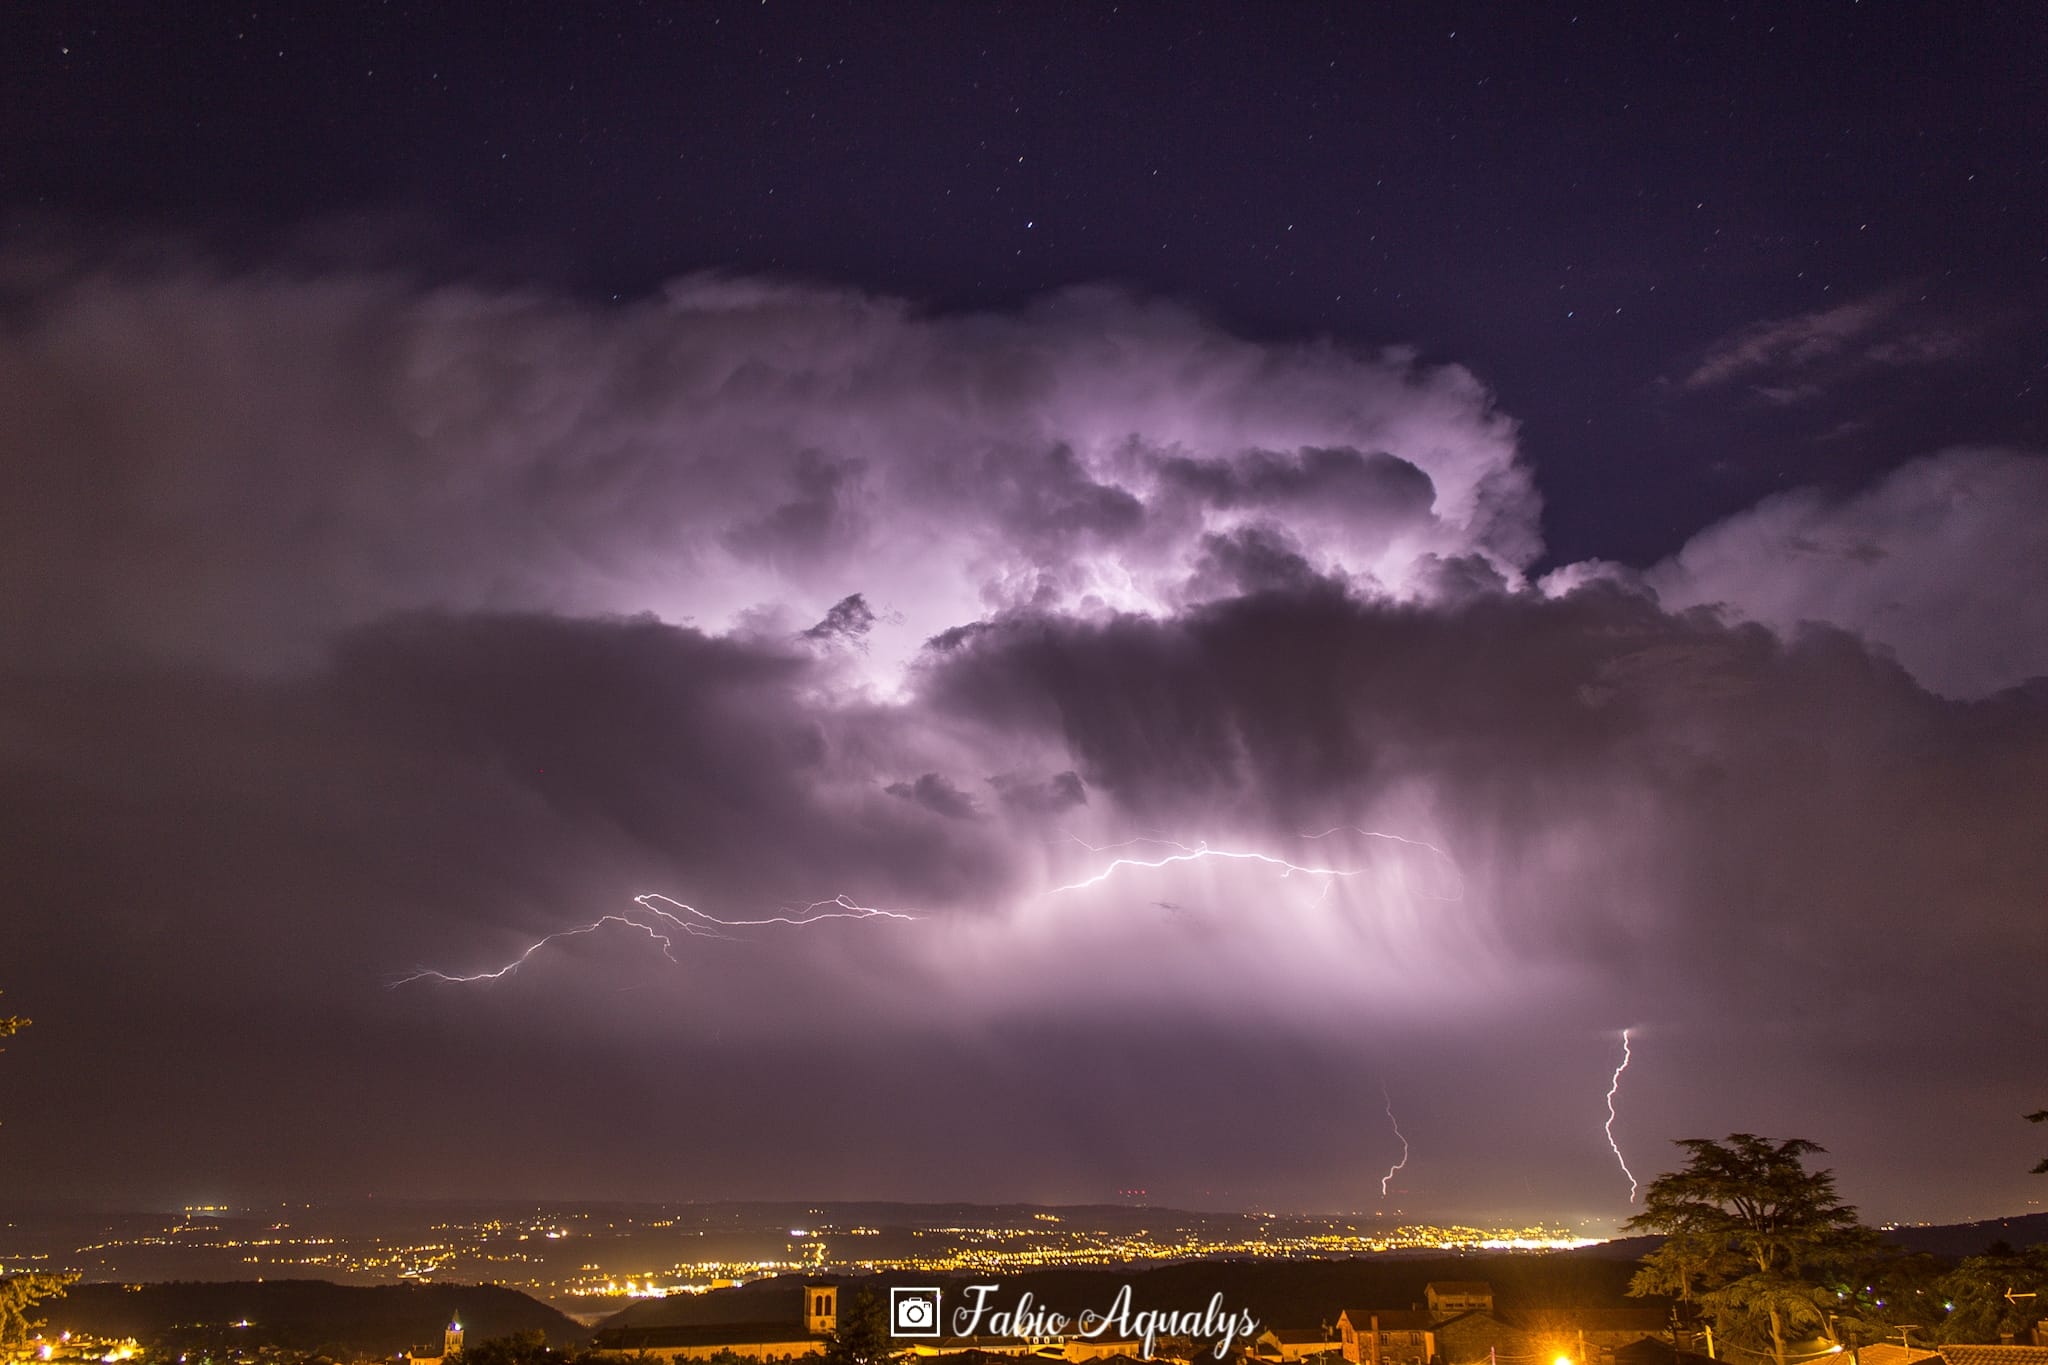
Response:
[1497,1308,1677,1363]
[591,1284,838,1362]
[1611,1337,1715,1365]
[1255,1327,1342,1362]
[1426,1286,1496,1320]
[1430,1310,1533,1365]
[1336,1310,1438,1365]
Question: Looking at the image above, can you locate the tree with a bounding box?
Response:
[2027,1109,2047,1175]
[820,1290,899,1365]
[0,992,26,1051]
[1,991,28,1136]
[1629,1228,1745,1307]
[1936,1243,2048,1344]
[0,1272,79,1348]
[1626,1135,1876,1365]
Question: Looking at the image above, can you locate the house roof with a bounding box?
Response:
[1340,1310,1439,1333]
[1429,1311,1524,1339]
[1938,1348,2048,1365]
[1427,1284,1495,1297]
[592,1323,826,1350]
[1857,1346,1942,1365]
[1499,1308,1674,1334]
[1263,1329,1339,1344]
[1613,1337,1715,1365]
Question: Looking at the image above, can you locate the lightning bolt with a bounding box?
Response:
[1603,1027,1638,1202]
[1047,829,1461,900]
[390,893,913,986]
[1047,839,1362,895]
[1379,1081,1411,1198]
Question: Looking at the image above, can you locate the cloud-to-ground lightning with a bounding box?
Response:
[1379,1080,1411,1198]
[1047,829,1462,901]
[391,893,913,986]
[1604,1027,1639,1202]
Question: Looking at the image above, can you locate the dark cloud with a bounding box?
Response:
[885,772,982,820]
[10,572,2041,1216]
[1184,525,1322,597]
[989,769,1088,815]
[1159,446,1435,520]
[724,450,870,572]
[802,592,879,646]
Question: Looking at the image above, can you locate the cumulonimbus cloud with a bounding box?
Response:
[0,261,1536,681]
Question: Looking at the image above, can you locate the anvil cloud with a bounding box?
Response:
[1,259,2043,1222]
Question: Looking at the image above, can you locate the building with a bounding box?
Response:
[1858,1343,2048,1365]
[1337,1310,1438,1365]
[1611,1337,1715,1365]
[592,1285,838,1362]
[1497,1308,1677,1364]
[1426,1286,1496,1320]
[1936,1347,2048,1365]
[409,1319,464,1365]
[1854,1347,1941,1365]
[1255,1328,1343,1363]
[806,1287,839,1336]
[1430,1310,1532,1365]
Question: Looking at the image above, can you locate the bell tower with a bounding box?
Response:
[445,1319,464,1359]
[805,1284,838,1334]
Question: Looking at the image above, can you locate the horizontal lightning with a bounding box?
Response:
[1047,829,1461,900]
[1047,838,1367,895]
[390,892,913,987]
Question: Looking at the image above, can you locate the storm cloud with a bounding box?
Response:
[1,257,2044,1221]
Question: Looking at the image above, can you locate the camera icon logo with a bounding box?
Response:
[890,1286,943,1338]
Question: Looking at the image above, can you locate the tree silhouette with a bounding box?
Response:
[0,993,25,1050]
[1,990,28,1133]
[821,1290,899,1365]
[1626,1135,1874,1365]
[1,989,76,1344]
[0,1272,79,1349]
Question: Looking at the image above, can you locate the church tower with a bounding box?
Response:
[805,1284,838,1334]
[445,1319,465,1359]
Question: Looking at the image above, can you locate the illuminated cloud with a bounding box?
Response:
[0,257,2043,1216]
[1649,447,2048,697]
[0,263,1535,681]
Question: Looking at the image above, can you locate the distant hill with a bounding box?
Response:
[1878,1213,2048,1258]
[1570,1214,2048,1264]
[38,1281,589,1358]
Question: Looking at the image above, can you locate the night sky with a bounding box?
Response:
[1,3,2044,1226]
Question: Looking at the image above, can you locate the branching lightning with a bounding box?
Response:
[1379,1080,1411,1198]
[1604,1027,1638,1202]
[1047,829,1461,901]
[1048,838,1364,895]
[390,893,913,987]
